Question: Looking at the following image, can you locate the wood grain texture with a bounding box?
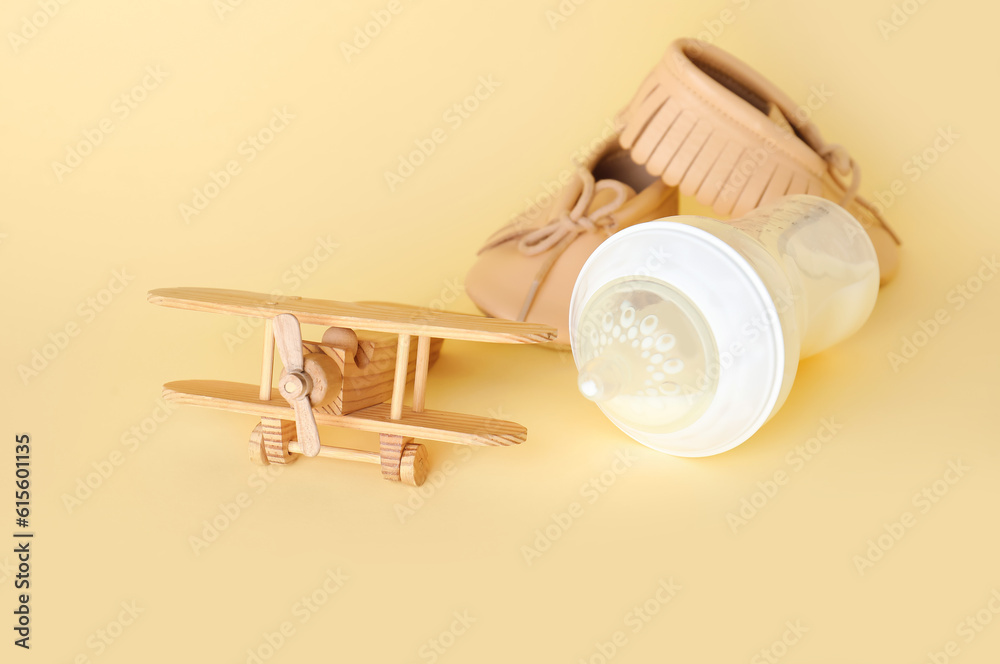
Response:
[248,423,268,465]
[272,314,322,457]
[260,417,297,465]
[390,335,410,420]
[320,326,359,359]
[164,380,526,446]
[379,433,409,481]
[148,287,556,343]
[259,319,274,401]
[285,439,426,487]
[399,442,428,487]
[301,352,342,408]
[303,336,442,416]
[287,441,378,465]
[412,335,431,413]
[272,314,305,373]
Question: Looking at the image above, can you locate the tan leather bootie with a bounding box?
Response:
[467,134,678,347]
[619,38,900,283]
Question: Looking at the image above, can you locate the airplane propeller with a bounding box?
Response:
[272,313,322,457]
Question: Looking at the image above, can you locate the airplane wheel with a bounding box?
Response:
[261,417,298,465]
[399,442,429,487]
[248,424,268,465]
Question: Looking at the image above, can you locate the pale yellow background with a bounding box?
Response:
[3,0,999,661]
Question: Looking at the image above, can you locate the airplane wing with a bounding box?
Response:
[148,287,556,344]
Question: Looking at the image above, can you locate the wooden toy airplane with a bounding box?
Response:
[148,287,556,487]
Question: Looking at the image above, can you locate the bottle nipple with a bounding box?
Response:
[578,353,627,402]
[573,277,719,434]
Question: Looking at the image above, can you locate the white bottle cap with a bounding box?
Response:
[570,220,788,456]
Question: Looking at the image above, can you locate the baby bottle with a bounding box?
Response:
[569,194,880,456]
